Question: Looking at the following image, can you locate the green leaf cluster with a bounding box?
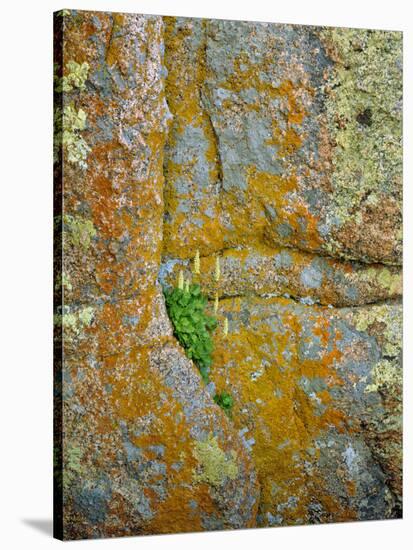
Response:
[164,284,217,383]
[213,392,234,417]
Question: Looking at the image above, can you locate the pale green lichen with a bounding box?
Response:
[78,306,95,326]
[354,305,402,346]
[365,359,402,394]
[365,193,380,207]
[54,272,73,292]
[355,266,402,296]
[53,60,88,164]
[320,29,402,226]
[354,308,375,333]
[376,269,402,295]
[56,9,71,17]
[62,104,90,168]
[54,305,95,335]
[62,272,73,291]
[56,60,89,93]
[193,434,238,487]
[63,445,84,489]
[63,214,96,249]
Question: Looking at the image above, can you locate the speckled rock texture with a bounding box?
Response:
[54,10,402,540]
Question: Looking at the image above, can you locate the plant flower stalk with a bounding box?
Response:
[194,249,200,275]
[214,256,220,282]
[178,269,184,290]
[223,317,228,336]
[214,291,219,313]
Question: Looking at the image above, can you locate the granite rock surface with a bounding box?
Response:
[55,10,402,539]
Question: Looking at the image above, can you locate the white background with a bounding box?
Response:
[1,0,411,548]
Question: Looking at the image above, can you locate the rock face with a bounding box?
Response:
[54,11,259,541]
[55,10,402,540]
[163,20,402,264]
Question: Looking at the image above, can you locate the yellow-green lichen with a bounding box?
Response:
[354,309,377,332]
[356,266,402,296]
[63,445,84,489]
[320,29,402,222]
[58,60,89,93]
[377,269,402,295]
[365,360,402,394]
[77,306,95,325]
[61,104,90,169]
[353,305,402,361]
[63,214,96,249]
[193,434,238,487]
[54,271,73,292]
[62,272,73,291]
[54,305,95,335]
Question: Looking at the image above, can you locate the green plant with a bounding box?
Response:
[164,284,217,383]
[214,392,234,417]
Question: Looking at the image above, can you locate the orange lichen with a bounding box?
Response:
[60,12,263,540]
[162,17,225,258]
[210,296,355,524]
[162,22,323,259]
[69,338,257,535]
[220,52,308,156]
[106,13,126,66]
